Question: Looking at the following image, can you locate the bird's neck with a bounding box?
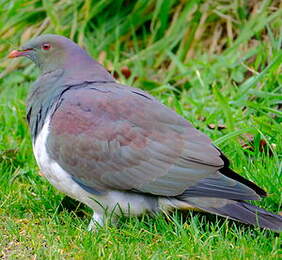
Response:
[26,70,68,141]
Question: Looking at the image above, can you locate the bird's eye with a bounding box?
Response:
[41,43,51,51]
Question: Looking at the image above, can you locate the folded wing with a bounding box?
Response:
[46,83,261,200]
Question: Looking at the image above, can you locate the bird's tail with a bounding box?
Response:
[176,197,282,232]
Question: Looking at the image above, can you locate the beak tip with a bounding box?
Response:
[8,50,20,59]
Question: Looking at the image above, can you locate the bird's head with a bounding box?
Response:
[8,34,86,73]
[8,34,114,82]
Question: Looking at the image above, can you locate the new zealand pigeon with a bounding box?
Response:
[8,34,282,231]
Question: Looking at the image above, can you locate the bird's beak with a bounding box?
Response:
[8,49,33,58]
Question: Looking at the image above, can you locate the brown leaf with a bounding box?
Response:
[208,123,216,129]
[207,123,226,130]
[109,66,132,80]
[217,124,226,130]
[239,133,255,151]
[259,139,267,152]
[259,139,274,156]
[112,70,119,79]
[239,134,274,156]
[121,66,131,79]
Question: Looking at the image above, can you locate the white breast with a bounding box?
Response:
[33,117,94,203]
[33,117,158,216]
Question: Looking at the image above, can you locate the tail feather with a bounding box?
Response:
[182,197,282,232]
[216,149,267,197]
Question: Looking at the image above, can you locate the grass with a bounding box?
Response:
[0,0,282,259]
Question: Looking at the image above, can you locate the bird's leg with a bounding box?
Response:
[87,211,104,231]
[87,209,119,231]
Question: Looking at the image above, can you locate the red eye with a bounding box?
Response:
[41,43,51,51]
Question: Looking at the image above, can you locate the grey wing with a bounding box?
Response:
[46,83,261,200]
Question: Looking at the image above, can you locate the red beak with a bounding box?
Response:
[8,49,32,58]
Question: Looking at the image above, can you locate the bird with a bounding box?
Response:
[8,34,282,232]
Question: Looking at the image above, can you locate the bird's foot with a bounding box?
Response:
[87,211,119,231]
[87,212,104,231]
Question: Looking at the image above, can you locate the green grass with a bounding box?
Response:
[0,0,281,259]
